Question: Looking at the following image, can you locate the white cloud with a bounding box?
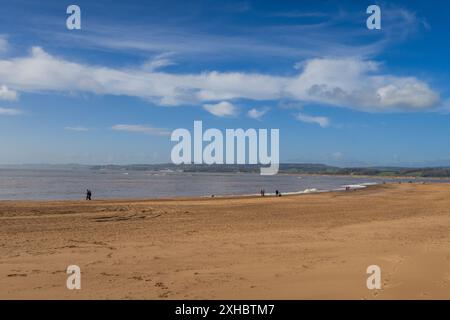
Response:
[0,47,441,112]
[295,112,330,128]
[0,107,23,116]
[142,52,176,71]
[286,58,440,112]
[111,124,170,136]
[64,126,90,132]
[0,85,18,101]
[247,107,269,120]
[203,101,238,117]
[376,81,438,109]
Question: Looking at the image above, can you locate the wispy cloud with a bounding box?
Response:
[0,35,9,54]
[64,126,90,132]
[0,85,18,101]
[0,107,23,116]
[247,107,269,120]
[295,112,330,128]
[111,124,170,136]
[203,101,239,117]
[142,52,176,71]
[39,5,414,63]
[18,3,429,69]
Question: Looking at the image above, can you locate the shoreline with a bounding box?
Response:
[280,172,450,180]
[3,170,450,202]
[0,181,382,203]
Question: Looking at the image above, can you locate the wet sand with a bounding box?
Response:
[0,183,449,299]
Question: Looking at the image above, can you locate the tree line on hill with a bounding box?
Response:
[89,163,450,177]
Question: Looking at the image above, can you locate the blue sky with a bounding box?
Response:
[1,0,450,166]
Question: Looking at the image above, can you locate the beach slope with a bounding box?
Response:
[1,183,449,299]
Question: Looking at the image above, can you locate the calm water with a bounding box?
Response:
[0,168,441,200]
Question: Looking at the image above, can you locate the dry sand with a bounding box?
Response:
[0,183,449,299]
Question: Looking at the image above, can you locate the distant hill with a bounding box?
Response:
[4,163,450,177]
[88,163,450,177]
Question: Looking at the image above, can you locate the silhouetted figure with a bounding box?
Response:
[260,189,265,197]
[275,190,279,197]
[86,189,92,201]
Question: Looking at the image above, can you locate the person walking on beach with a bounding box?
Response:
[86,189,92,201]
[260,189,265,197]
[275,189,279,197]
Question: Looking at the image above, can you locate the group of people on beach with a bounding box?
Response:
[260,189,282,197]
[85,188,282,200]
[83,180,423,201]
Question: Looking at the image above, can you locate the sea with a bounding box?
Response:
[0,167,444,200]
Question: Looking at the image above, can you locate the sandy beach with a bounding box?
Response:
[1,183,449,299]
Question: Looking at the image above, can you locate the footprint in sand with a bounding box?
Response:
[51,270,65,274]
[8,273,27,277]
[158,291,171,298]
[100,272,119,277]
[155,282,168,289]
[154,282,171,298]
